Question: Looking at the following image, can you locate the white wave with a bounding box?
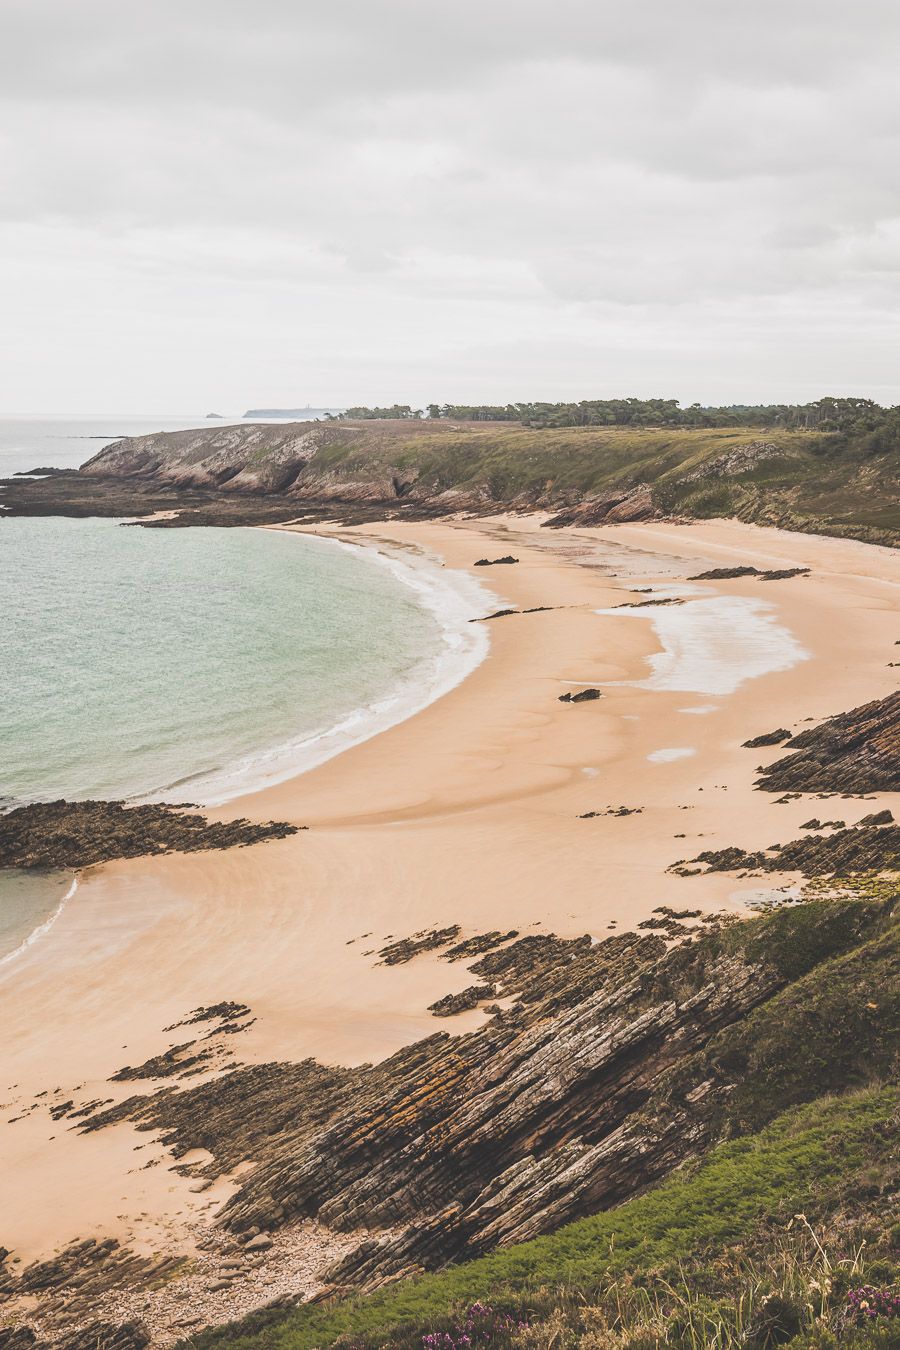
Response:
[599,595,809,696]
[0,875,78,971]
[647,747,696,763]
[163,535,499,807]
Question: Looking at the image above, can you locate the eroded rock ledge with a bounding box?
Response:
[753,691,900,796]
[67,897,896,1296]
[0,799,299,870]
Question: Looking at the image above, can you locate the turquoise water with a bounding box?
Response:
[0,418,491,958]
[0,518,468,806]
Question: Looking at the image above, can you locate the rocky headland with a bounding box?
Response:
[1,417,897,544]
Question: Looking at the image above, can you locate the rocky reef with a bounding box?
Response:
[687,824,900,878]
[754,692,900,795]
[0,800,299,870]
[689,565,810,581]
[63,896,896,1297]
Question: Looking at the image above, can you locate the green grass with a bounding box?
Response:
[302,420,898,543]
[186,1087,898,1350]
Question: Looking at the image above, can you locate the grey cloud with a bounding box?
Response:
[1,1,900,409]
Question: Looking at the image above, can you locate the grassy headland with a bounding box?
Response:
[3,406,897,544]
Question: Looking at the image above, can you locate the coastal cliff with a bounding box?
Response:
[3,418,897,543]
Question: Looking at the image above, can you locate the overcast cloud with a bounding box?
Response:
[2,0,899,411]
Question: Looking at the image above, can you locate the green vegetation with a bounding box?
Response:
[333,394,895,435]
[656,895,899,1138]
[186,1087,898,1350]
[308,415,897,545]
[185,895,898,1350]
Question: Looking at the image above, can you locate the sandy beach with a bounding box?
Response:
[1,514,898,1334]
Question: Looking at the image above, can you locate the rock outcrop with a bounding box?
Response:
[0,800,298,870]
[70,899,894,1292]
[754,692,900,795]
[688,824,900,877]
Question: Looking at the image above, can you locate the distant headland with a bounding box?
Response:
[242,406,344,419]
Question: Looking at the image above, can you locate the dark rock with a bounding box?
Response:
[689,566,809,582]
[0,1330,37,1350]
[440,932,519,961]
[578,806,642,818]
[0,800,299,871]
[756,692,900,795]
[378,927,461,965]
[473,556,519,566]
[428,984,496,1016]
[558,689,602,703]
[859,809,894,826]
[111,1042,215,1082]
[59,1324,150,1350]
[65,902,895,1297]
[691,825,900,877]
[615,597,684,608]
[690,566,762,580]
[743,729,793,748]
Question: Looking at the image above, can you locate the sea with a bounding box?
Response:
[0,415,491,962]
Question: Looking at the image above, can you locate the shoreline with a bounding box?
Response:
[0,513,897,1323]
[180,528,498,807]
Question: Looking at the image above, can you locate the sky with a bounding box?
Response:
[2,0,900,413]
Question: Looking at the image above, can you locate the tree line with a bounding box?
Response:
[328,396,895,435]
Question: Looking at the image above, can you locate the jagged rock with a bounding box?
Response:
[578,806,642,819]
[756,693,900,795]
[165,1001,252,1031]
[546,485,657,527]
[860,809,894,826]
[558,689,602,703]
[58,1324,150,1350]
[429,984,496,1016]
[0,800,299,870]
[679,442,784,483]
[689,565,809,581]
[692,825,900,877]
[799,819,845,830]
[743,729,793,748]
[378,927,461,965]
[691,565,763,580]
[440,932,519,961]
[111,1042,215,1082]
[24,899,896,1300]
[615,597,683,608]
[473,556,518,566]
[0,1331,37,1350]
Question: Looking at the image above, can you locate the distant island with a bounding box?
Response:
[206,412,224,419]
[242,406,344,419]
